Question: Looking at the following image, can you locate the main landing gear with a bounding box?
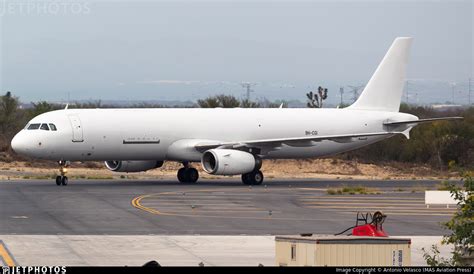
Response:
[241,170,264,185]
[241,156,264,185]
[177,162,199,183]
[55,161,69,186]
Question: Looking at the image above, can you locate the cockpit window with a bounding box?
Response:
[40,123,50,131]
[49,124,57,131]
[27,123,41,130]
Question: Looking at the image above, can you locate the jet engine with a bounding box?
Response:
[104,160,163,173]
[201,149,261,175]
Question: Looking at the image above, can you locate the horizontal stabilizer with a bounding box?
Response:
[384,117,463,126]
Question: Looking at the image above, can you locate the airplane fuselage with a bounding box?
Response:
[11,108,416,162]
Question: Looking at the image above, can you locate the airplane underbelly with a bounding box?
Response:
[54,140,168,161]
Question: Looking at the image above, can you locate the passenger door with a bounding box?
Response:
[68,114,84,142]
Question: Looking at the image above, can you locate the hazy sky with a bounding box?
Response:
[0,0,472,104]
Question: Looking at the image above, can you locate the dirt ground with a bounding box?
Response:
[0,158,461,181]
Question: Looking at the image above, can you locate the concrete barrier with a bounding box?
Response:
[425,191,464,208]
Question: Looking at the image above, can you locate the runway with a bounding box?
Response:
[0,178,458,235]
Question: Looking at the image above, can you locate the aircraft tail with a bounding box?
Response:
[348,37,413,112]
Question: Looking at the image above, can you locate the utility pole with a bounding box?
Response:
[339,87,344,106]
[451,82,456,104]
[347,85,364,103]
[353,88,358,103]
[406,81,410,105]
[405,80,410,104]
[469,78,472,105]
[241,82,256,101]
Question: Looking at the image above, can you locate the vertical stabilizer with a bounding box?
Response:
[348,37,413,112]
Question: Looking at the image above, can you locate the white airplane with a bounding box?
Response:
[11,37,461,186]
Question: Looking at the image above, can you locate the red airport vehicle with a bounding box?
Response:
[335,211,388,237]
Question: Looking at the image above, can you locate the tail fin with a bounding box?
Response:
[348,37,413,112]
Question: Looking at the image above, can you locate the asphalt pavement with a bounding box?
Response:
[0,178,458,235]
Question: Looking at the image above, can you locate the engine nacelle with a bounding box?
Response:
[104,160,163,173]
[201,149,261,175]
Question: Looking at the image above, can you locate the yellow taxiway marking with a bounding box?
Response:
[131,188,330,220]
[0,241,17,266]
[141,200,262,208]
[147,208,269,212]
[132,187,445,219]
[132,188,264,217]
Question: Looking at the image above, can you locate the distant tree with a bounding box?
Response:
[197,96,221,108]
[0,91,19,133]
[306,91,318,108]
[216,95,240,108]
[131,102,165,108]
[71,100,102,109]
[197,94,242,108]
[265,102,284,108]
[0,92,24,153]
[29,101,61,117]
[259,98,287,108]
[306,86,328,108]
[240,99,261,108]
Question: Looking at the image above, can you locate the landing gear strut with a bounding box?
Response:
[177,162,199,183]
[56,161,69,186]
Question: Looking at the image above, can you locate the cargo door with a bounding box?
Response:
[68,114,84,142]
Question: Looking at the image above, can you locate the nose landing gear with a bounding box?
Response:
[56,161,69,186]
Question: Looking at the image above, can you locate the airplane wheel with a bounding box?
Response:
[241,173,251,185]
[61,176,68,186]
[187,168,199,183]
[252,171,264,185]
[241,171,264,185]
[56,176,62,186]
[177,168,199,183]
[250,170,263,185]
[177,168,187,183]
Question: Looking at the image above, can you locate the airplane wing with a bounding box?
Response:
[194,131,397,152]
[383,117,463,126]
[195,117,463,152]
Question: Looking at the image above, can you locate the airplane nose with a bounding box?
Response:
[11,132,28,155]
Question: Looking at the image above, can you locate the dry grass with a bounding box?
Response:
[327,185,381,195]
[0,158,464,181]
